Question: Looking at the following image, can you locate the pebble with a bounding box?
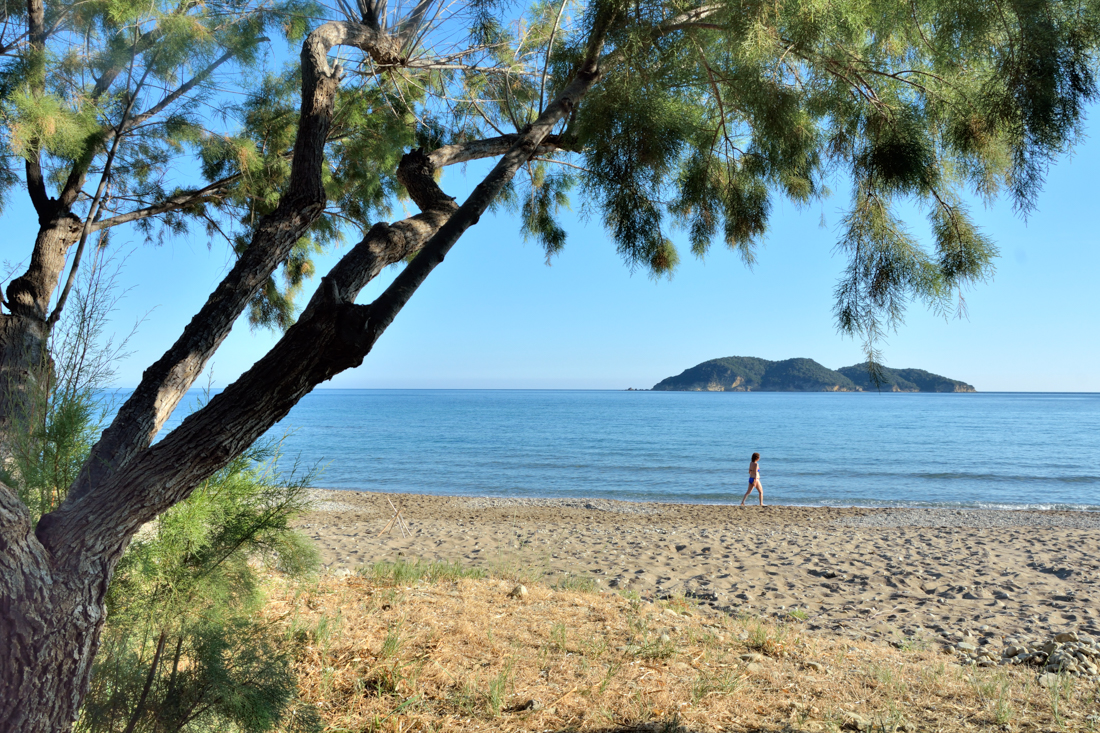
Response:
[841,712,872,731]
[951,628,1100,680]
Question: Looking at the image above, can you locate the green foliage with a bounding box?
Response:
[4,87,102,161]
[553,573,601,593]
[0,0,351,325]
[4,0,1097,355]
[520,163,573,261]
[81,443,321,733]
[541,0,1098,350]
[361,558,486,585]
[652,355,855,392]
[758,358,858,391]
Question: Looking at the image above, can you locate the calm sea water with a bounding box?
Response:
[153,390,1100,510]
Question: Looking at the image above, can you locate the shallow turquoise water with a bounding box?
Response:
[154,390,1100,509]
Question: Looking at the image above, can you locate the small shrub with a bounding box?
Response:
[81,444,321,733]
[486,659,515,716]
[554,573,601,593]
[362,558,485,585]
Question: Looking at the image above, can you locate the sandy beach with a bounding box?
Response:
[297,490,1100,646]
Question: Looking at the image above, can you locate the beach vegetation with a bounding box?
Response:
[554,573,602,594]
[79,442,322,733]
[489,557,549,586]
[1048,671,1077,729]
[379,624,403,660]
[271,570,1100,732]
[987,672,1017,726]
[690,668,743,704]
[668,592,693,610]
[485,659,515,717]
[550,622,570,653]
[6,0,1100,722]
[896,636,931,653]
[362,558,487,585]
[788,606,809,622]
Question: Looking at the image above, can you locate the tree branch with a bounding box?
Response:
[120,49,237,136]
[89,176,241,232]
[426,134,568,167]
[55,20,370,512]
[23,0,49,217]
[50,59,153,327]
[55,2,198,211]
[38,20,611,570]
[538,0,568,114]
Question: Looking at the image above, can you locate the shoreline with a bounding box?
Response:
[297,489,1100,647]
[306,488,1100,513]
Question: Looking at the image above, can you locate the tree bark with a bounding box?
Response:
[0,214,83,448]
[0,484,110,733]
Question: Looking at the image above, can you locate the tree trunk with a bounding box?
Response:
[0,214,82,449]
[0,313,48,447]
[0,486,111,733]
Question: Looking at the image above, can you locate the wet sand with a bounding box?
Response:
[297,490,1100,645]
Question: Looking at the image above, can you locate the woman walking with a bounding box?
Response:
[740,452,764,506]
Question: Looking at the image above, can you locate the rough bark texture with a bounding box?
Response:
[0,215,82,449]
[0,484,109,733]
[0,314,48,449]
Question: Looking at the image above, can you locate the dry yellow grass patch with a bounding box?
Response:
[264,567,1100,733]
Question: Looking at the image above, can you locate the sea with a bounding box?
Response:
[152,390,1100,511]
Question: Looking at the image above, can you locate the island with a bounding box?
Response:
[650,357,975,392]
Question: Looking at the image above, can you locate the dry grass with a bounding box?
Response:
[264,565,1100,733]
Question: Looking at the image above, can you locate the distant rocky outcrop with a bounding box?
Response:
[651,357,975,392]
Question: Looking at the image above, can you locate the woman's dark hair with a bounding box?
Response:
[751,452,760,461]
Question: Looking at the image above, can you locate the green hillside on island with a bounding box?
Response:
[652,357,975,392]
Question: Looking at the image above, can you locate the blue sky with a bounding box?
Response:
[9,119,1100,392]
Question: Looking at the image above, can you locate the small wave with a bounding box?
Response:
[783,497,1100,508]
[315,487,1100,512]
[790,470,1100,484]
[911,472,1100,484]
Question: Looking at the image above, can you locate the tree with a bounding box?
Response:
[1,0,1096,730]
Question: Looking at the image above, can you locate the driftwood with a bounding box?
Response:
[378,496,412,538]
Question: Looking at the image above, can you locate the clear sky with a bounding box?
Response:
[9,118,1100,393]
